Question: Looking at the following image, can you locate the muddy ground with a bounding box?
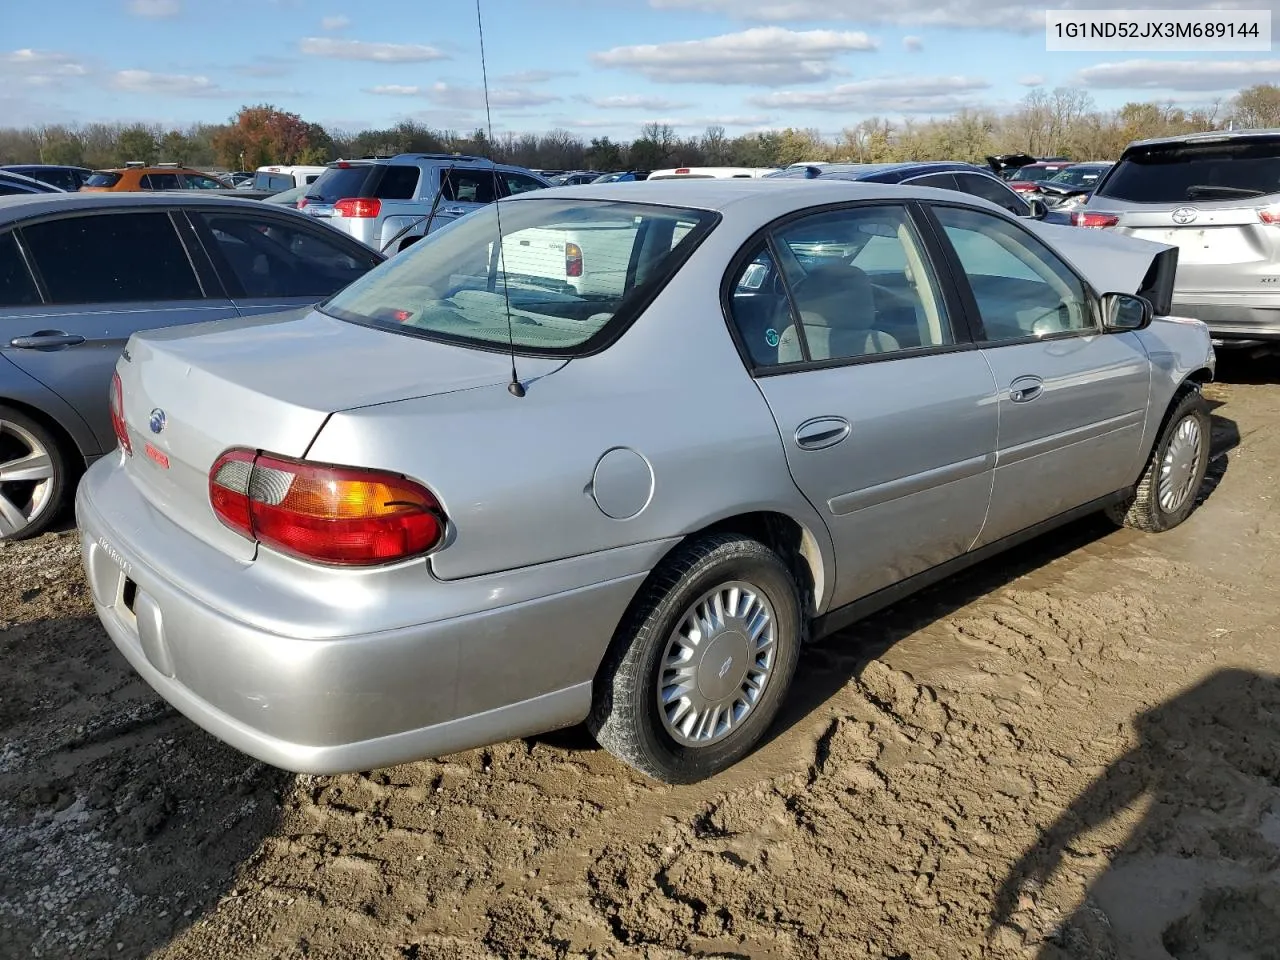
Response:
[2,358,1279,960]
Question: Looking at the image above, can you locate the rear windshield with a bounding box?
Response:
[319,199,717,355]
[306,164,420,203]
[1096,139,1280,203]
[84,172,122,188]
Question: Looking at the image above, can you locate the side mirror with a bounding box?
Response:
[1101,292,1153,332]
[1027,198,1048,220]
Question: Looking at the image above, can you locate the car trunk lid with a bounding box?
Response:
[115,307,562,560]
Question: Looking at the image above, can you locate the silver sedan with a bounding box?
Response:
[77,179,1216,784]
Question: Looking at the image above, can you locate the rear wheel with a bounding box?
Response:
[1107,390,1210,533]
[588,534,802,784]
[0,406,67,541]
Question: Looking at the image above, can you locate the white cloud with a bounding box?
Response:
[648,0,1263,33]
[592,26,877,85]
[298,37,449,62]
[1076,58,1280,91]
[499,69,576,83]
[367,82,562,109]
[585,94,692,110]
[692,113,775,126]
[1018,74,1045,86]
[320,15,350,30]
[750,75,992,113]
[111,69,224,97]
[368,84,422,96]
[3,49,88,76]
[127,0,180,17]
[903,35,923,51]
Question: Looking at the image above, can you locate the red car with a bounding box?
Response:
[1007,161,1076,193]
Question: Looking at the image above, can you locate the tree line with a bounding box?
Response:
[2,84,1277,174]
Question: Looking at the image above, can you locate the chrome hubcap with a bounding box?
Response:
[657,580,777,747]
[1159,414,1203,513]
[0,420,55,538]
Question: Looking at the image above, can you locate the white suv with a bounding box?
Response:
[301,154,550,254]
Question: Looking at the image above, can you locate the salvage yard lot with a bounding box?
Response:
[2,361,1278,960]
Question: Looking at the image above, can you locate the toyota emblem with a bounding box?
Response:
[148,408,166,434]
[1172,207,1199,225]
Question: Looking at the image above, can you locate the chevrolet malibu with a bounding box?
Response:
[77,180,1216,784]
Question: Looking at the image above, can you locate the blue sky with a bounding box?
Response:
[3,0,1277,139]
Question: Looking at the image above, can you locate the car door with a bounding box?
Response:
[0,209,235,450]
[185,209,384,317]
[726,202,999,611]
[925,203,1151,546]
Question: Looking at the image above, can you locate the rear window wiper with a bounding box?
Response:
[1185,184,1266,199]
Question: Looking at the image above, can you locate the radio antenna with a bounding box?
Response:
[475,0,524,398]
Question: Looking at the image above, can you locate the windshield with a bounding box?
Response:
[320,198,717,355]
[1095,139,1280,203]
[1046,166,1106,188]
[1012,165,1065,183]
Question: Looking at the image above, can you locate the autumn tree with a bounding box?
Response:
[1232,83,1280,128]
[212,104,317,169]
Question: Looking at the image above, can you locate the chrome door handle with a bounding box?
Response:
[1009,376,1044,403]
[795,416,851,450]
[9,332,86,350]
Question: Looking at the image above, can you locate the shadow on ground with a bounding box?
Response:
[991,668,1280,960]
[0,610,290,960]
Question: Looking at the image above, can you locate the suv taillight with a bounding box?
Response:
[1258,204,1280,225]
[334,198,381,218]
[565,241,584,278]
[1072,211,1119,228]
[109,371,132,456]
[209,449,445,566]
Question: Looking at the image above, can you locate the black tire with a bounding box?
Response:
[1106,389,1211,533]
[0,404,70,541]
[588,534,802,784]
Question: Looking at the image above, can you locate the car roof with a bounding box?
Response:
[817,161,986,181]
[0,190,301,224]
[1123,127,1280,150]
[510,177,1012,218]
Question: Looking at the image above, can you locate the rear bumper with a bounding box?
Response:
[1171,293,1280,343]
[76,455,661,774]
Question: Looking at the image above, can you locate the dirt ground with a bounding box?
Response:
[2,358,1279,960]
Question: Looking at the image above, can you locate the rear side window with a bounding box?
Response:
[0,233,40,307]
[21,213,204,304]
[0,182,38,196]
[140,173,181,190]
[1096,139,1280,203]
[907,173,957,191]
[321,199,716,355]
[84,172,121,188]
[502,172,545,195]
[440,170,498,204]
[197,213,380,299]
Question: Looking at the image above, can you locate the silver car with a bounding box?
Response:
[0,192,384,540]
[77,180,1216,784]
[1076,128,1280,350]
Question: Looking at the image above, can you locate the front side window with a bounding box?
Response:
[933,205,1092,342]
[21,212,203,304]
[0,233,40,307]
[183,173,226,190]
[730,204,952,367]
[321,199,716,354]
[198,213,381,299]
[954,173,1029,215]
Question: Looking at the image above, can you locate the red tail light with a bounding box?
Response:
[296,197,309,209]
[209,449,445,566]
[565,241,584,278]
[109,371,132,456]
[1258,204,1280,225]
[335,198,381,219]
[1072,211,1120,229]
[675,168,690,174]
